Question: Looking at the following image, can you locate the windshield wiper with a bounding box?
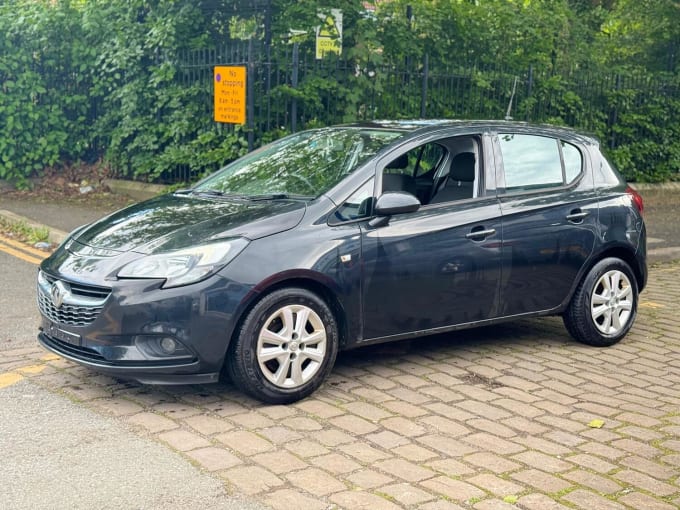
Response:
[247,193,313,201]
[189,189,250,200]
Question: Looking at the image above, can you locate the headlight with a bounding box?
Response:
[118,238,249,288]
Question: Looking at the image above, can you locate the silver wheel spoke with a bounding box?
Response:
[619,301,633,311]
[618,285,632,299]
[258,347,287,363]
[592,293,608,305]
[260,328,289,346]
[293,307,311,337]
[281,308,295,337]
[302,330,326,346]
[602,309,612,332]
[300,348,324,364]
[601,274,611,292]
[592,304,608,319]
[274,355,292,386]
[290,357,304,385]
[611,308,622,332]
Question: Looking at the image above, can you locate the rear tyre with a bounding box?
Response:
[563,258,638,347]
[227,287,338,404]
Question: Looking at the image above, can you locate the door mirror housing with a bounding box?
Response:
[374,192,421,217]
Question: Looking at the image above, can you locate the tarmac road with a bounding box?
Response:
[1,379,265,510]
[0,243,267,510]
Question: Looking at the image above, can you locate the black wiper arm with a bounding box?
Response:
[190,189,252,201]
[192,189,225,197]
[248,193,312,201]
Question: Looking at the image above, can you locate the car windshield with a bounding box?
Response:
[194,127,404,198]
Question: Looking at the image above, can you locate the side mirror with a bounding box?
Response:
[369,192,420,227]
[374,191,421,216]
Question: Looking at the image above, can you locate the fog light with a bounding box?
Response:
[134,335,193,361]
[159,337,177,354]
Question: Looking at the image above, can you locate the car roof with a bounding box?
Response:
[345,119,599,146]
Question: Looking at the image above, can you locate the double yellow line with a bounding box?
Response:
[0,234,48,265]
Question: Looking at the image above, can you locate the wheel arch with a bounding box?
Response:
[228,272,350,361]
[590,245,646,292]
[562,244,645,313]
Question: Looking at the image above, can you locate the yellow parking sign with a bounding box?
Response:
[214,66,246,124]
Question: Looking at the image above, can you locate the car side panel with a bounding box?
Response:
[360,198,503,340]
[497,185,600,316]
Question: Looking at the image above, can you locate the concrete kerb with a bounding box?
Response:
[0,209,69,245]
[103,179,167,202]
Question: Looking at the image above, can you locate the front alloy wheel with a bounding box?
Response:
[256,304,327,389]
[228,287,338,404]
[564,257,638,347]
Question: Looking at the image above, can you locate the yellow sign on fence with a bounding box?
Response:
[214,66,246,124]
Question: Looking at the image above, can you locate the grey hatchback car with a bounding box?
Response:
[37,120,646,403]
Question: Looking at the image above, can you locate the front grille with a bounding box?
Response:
[40,272,110,300]
[38,290,104,326]
[37,272,111,326]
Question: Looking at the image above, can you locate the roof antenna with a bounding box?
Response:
[505,76,518,121]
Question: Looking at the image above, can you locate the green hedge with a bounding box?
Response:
[0,0,677,187]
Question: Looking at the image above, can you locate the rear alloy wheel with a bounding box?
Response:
[228,288,338,404]
[563,258,638,347]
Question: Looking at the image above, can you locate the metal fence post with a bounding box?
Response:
[526,65,534,122]
[609,74,621,150]
[247,38,255,152]
[420,53,429,118]
[291,42,299,133]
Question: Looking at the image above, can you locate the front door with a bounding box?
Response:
[360,134,503,341]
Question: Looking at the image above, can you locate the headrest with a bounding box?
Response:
[449,152,475,183]
[386,153,409,169]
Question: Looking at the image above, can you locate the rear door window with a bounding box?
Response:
[498,134,583,192]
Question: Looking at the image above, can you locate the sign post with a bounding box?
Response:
[214,66,246,124]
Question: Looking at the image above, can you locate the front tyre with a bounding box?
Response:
[563,258,638,347]
[228,288,338,404]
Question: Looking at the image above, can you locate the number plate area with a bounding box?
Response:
[44,319,81,347]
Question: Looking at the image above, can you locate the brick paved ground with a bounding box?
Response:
[2,262,680,510]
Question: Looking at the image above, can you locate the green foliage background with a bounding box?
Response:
[0,0,677,186]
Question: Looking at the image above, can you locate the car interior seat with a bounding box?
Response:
[382,153,417,195]
[430,152,475,203]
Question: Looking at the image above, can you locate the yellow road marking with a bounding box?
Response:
[41,353,61,362]
[0,372,24,389]
[0,234,51,258]
[640,301,666,309]
[0,241,43,265]
[17,364,47,375]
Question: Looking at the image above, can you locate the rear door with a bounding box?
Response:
[494,132,598,316]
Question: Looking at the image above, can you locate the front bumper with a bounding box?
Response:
[38,331,219,384]
[36,269,253,385]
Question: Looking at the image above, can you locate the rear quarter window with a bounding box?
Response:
[562,141,582,183]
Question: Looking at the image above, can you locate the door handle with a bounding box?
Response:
[466,228,496,241]
[566,210,589,223]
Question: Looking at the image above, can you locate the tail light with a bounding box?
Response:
[625,185,644,215]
